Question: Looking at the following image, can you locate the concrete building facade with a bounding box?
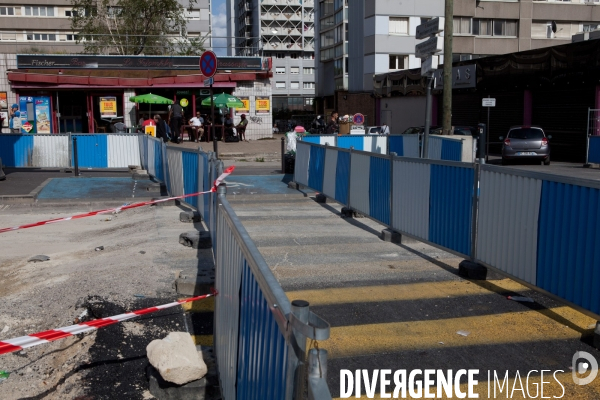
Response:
[228,0,316,118]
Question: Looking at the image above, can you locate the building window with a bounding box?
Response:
[305,98,314,106]
[453,17,471,35]
[389,54,407,71]
[303,67,314,74]
[303,53,314,59]
[276,53,285,59]
[389,17,409,35]
[0,32,16,41]
[290,66,299,74]
[334,58,343,75]
[0,7,15,16]
[276,81,286,88]
[26,33,57,41]
[473,19,517,37]
[291,81,300,89]
[583,23,600,33]
[291,53,298,59]
[303,82,315,89]
[25,6,55,17]
[276,67,286,74]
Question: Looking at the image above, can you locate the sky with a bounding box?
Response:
[212,0,228,56]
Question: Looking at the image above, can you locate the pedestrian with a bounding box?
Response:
[189,112,205,142]
[154,114,169,143]
[326,111,339,134]
[236,114,249,142]
[169,102,183,143]
[138,114,148,127]
[381,123,390,135]
[9,103,21,133]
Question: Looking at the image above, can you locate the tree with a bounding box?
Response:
[70,0,208,55]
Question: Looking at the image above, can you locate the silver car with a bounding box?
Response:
[500,126,551,165]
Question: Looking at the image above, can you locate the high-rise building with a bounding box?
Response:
[228,0,316,120]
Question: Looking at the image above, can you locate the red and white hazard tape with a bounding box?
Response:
[0,166,235,234]
[0,291,216,356]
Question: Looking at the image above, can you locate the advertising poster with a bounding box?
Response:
[236,96,249,114]
[0,92,7,109]
[255,96,270,114]
[35,97,51,134]
[100,96,117,118]
[145,125,156,137]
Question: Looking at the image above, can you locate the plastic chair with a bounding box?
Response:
[113,122,126,133]
[94,119,107,133]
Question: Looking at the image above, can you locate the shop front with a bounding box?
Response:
[7,54,273,139]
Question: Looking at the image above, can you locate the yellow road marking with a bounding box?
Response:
[327,307,596,359]
[287,279,529,306]
[191,335,213,346]
[181,296,215,313]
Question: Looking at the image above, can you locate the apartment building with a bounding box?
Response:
[228,0,316,119]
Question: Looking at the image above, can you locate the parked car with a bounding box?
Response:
[400,126,439,135]
[500,126,551,165]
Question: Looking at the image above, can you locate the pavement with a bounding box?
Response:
[225,176,600,399]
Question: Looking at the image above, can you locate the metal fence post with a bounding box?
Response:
[347,147,353,208]
[389,152,397,229]
[586,108,591,166]
[291,299,310,400]
[72,136,80,176]
[470,162,481,262]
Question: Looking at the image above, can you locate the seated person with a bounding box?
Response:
[188,112,205,141]
[273,124,279,134]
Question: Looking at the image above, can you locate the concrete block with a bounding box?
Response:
[179,231,212,249]
[146,183,162,193]
[175,274,214,296]
[152,197,179,207]
[147,347,221,400]
[288,181,299,190]
[133,172,150,180]
[315,193,327,203]
[180,211,202,223]
[458,260,503,280]
[341,207,365,219]
[128,165,141,172]
[147,332,207,386]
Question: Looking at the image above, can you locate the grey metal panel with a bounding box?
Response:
[147,139,156,177]
[428,136,443,160]
[107,135,141,168]
[364,135,387,154]
[349,153,370,216]
[214,207,243,400]
[295,142,311,186]
[391,159,430,240]
[32,135,69,168]
[322,148,338,199]
[403,135,420,158]
[319,136,336,146]
[477,169,542,285]
[166,149,184,197]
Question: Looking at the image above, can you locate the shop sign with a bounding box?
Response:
[35,97,51,134]
[100,96,118,118]
[434,64,476,89]
[0,92,7,109]
[236,96,250,114]
[255,96,270,114]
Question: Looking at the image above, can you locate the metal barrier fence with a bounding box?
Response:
[296,140,600,318]
[0,133,140,168]
[140,136,334,399]
[299,134,472,162]
[588,135,600,164]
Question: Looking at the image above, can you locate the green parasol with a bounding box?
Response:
[129,93,174,119]
[201,93,245,108]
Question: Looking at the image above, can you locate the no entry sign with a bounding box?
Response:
[200,51,218,78]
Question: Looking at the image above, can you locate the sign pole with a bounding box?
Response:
[211,85,217,156]
[200,50,218,156]
[486,95,490,163]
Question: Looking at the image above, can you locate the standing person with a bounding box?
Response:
[326,111,339,134]
[380,123,390,135]
[236,114,249,142]
[154,115,169,143]
[138,114,148,127]
[169,102,183,143]
[9,103,21,133]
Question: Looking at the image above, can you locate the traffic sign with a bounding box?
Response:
[415,36,443,59]
[416,17,444,40]
[421,55,438,76]
[200,51,218,78]
[353,113,365,125]
[482,98,496,107]
[204,77,214,87]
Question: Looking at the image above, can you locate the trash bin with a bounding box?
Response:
[284,153,295,174]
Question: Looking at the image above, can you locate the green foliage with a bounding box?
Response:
[69,0,208,55]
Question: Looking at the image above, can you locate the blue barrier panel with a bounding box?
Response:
[441,139,462,161]
[308,145,325,192]
[302,136,321,145]
[237,261,288,400]
[589,136,600,164]
[182,151,199,209]
[537,181,600,314]
[0,134,33,167]
[153,139,164,182]
[369,156,391,225]
[429,164,473,255]
[72,135,108,168]
[338,135,364,151]
[388,136,404,156]
[335,151,350,204]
